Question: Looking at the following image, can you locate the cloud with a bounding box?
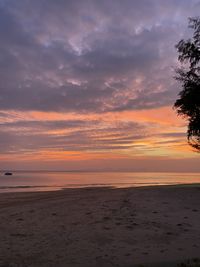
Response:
[0,0,198,164]
[0,118,147,154]
[0,0,199,113]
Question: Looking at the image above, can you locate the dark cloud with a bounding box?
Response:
[0,0,199,112]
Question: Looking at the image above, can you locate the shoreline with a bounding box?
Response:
[0,186,200,266]
[1,182,200,194]
[1,171,200,194]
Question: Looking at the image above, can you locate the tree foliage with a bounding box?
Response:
[174,17,200,151]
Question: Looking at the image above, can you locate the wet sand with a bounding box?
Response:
[0,185,200,267]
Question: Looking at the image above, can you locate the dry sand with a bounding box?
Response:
[0,185,200,267]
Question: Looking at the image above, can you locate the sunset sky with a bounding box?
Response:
[0,0,200,172]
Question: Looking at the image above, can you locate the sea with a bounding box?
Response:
[0,171,200,193]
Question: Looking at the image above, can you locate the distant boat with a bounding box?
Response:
[4,172,13,176]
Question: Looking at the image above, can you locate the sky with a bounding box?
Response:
[0,0,200,172]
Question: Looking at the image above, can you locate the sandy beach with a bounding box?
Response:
[0,185,200,267]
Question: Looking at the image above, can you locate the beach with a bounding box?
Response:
[0,185,200,267]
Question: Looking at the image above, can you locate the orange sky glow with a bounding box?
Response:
[1,106,199,172]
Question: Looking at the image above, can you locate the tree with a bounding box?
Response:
[174,17,200,151]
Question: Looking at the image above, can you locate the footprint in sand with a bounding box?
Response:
[192,244,198,248]
[166,232,173,235]
[16,218,24,221]
[126,225,133,229]
[29,210,35,213]
[192,209,198,212]
[103,226,111,230]
[125,253,131,256]
[103,216,110,221]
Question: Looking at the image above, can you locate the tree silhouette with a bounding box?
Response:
[174,17,200,151]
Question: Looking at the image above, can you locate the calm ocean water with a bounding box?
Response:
[0,171,200,193]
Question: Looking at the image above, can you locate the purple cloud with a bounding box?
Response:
[0,0,199,113]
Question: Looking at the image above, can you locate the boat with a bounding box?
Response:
[4,172,13,176]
